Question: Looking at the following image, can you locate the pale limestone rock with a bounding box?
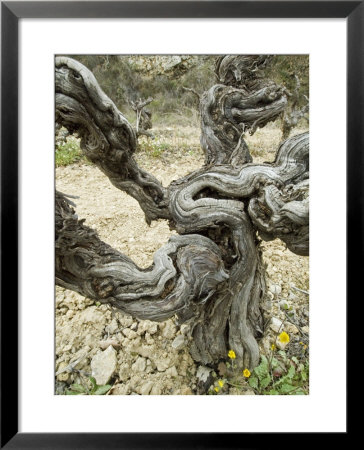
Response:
[56,362,69,382]
[132,357,147,373]
[171,334,186,350]
[111,383,131,395]
[131,343,154,359]
[269,284,282,296]
[91,345,117,385]
[179,386,193,395]
[137,320,158,336]
[180,324,191,336]
[166,366,178,377]
[119,362,131,382]
[150,383,163,395]
[105,318,119,335]
[270,317,284,333]
[196,365,212,383]
[122,328,138,340]
[118,315,133,328]
[139,381,154,395]
[99,339,120,350]
[162,320,177,339]
[156,357,172,372]
[145,359,154,373]
[285,322,299,334]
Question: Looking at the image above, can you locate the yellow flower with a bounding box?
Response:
[271,344,276,351]
[278,331,290,343]
[303,344,308,350]
[218,380,224,388]
[299,341,304,345]
[243,368,251,378]
[228,350,236,359]
[214,387,219,392]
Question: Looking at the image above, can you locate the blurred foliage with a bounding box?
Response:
[266,55,309,107]
[64,55,308,127]
[67,55,216,126]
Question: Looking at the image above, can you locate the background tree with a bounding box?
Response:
[55,55,309,369]
[264,55,309,139]
[129,96,154,139]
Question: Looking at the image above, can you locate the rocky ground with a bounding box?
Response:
[55,126,309,395]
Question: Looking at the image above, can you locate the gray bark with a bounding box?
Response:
[55,55,309,369]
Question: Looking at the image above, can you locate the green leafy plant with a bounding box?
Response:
[65,376,112,395]
[139,139,169,158]
[55,140,84,167]
[213,342,309,395]
[248,352,308,395]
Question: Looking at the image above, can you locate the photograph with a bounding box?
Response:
[55,54,310,396]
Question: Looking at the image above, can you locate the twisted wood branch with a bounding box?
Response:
[55,55,309,369]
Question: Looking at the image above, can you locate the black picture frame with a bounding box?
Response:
[1,1,358,447]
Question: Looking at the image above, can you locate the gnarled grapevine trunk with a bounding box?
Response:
[55,55,309,370]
